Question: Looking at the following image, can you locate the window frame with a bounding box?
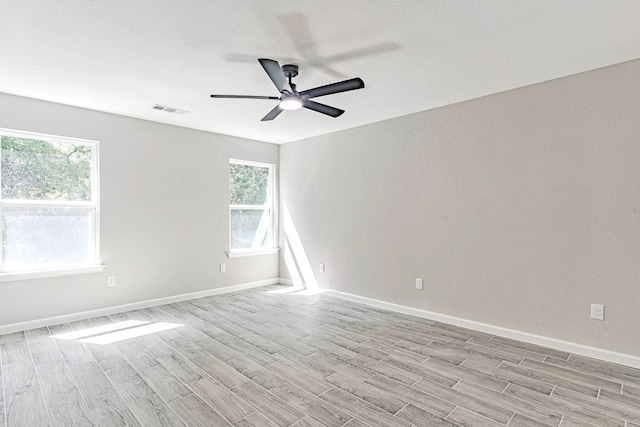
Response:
[0,128,103,280]
[228,158,278,257]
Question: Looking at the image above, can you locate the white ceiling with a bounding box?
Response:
[1,1,640,144]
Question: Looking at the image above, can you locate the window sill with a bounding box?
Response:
[227,248,280,258]
[0,264,106,282]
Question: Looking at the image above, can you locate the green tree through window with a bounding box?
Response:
[229,163,269,205]
[1,136,92,201]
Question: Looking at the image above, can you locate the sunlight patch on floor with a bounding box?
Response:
[79,322,183,345]
[50,320,150,340]
[50,319,183,345]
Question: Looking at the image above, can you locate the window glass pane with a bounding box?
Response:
[1,135,93,201]
[2,206,93,269]
[230,209,269,250]
[230,163,269,205]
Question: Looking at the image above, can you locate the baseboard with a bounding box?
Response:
[324,289,640,370]
[0,278,280,335]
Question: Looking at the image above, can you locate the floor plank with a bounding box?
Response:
[290,417,327,427]
[36,361,93,426]
[3,361,50,427]
[453,380,562,426]
[460,359,554,394]
[69,360,141,426]
[231,380,305,427]
[412,376,515,423]
[138,363,193,402]
[225,356,287,390]
[270,382,353,427]
[395,403,455,426]
[319,387,412,427]
[156,350,207,384]
[499,360,600,397]
[264,360,332,395]
[504,383,624,427]
[189,377,255,423]
[129,393,184,426]
[521,358,622,392]
[445,406,504,427]
[324,371,406,413]
[364,374,455,418]
[106,364,155,403]
[169,393,233,426]
[233,411,279,427]
[552,385,640,423]
[0,339,30,366]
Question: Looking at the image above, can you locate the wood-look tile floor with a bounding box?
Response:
[1,285,640,427]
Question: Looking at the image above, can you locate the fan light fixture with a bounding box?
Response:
[279,96,302,110]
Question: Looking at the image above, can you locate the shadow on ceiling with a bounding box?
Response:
[225,13,399,80]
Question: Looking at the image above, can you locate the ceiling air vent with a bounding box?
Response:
[152,104,190,115]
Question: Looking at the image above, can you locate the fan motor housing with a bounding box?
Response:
[282,64,299,79]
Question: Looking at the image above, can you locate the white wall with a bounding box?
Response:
[0,92,279,326]
[279,59,640,357]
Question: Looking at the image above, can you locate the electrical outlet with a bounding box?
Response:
[415,278,423,290]
[590,303,604,320]
[319,263,325,273]
[220,263,226,273]
[107,276,116,287]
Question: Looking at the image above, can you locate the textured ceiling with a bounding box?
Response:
[1,1,640,144]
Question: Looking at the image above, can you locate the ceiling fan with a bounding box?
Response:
[210,58,365,121]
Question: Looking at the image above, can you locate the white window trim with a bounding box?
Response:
[0,264,106,282]
[228,159,279,256]
[0,128,102,280]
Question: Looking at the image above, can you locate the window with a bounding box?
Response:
[229,159,277,256]
[0,128,100,276]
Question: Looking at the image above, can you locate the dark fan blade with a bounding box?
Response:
[258,58,288,93]
[302,100,344,118]
[210,94,279,100]
[261,105,284,121]
[299,77,364,99]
